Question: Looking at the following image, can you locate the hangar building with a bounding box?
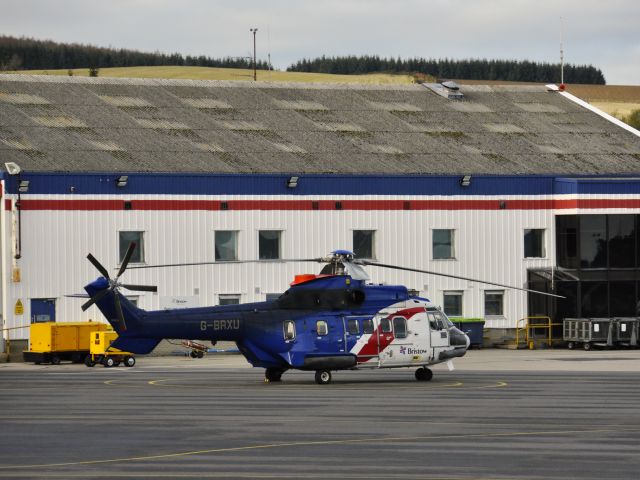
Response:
[1,74,640,353]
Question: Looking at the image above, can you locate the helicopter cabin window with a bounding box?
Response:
[215,231,238,261]
[392,317,407,338]
[347,319,359,335]
[433,229,455,260]
[362,318,374,334]
[484,290,504,316]
[316,320,328,336]
[119,231,144,263]
[259,230,282,260]
[219,294,240,305]
[443,291,463,317]
[283,321,296,340]
[380,317,392,333]
[524,229,546,258]
[353,230,375,259]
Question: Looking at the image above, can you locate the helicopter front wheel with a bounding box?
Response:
[415,367,433,381]
[315,370,332,385]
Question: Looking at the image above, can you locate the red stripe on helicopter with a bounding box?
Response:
[355,307,425,363]
[7,198,640,211]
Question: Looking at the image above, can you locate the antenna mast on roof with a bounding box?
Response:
[559,17,565,89]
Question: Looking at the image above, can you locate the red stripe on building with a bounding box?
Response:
[6,198,640,211]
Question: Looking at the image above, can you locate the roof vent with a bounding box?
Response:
[423,81,464,100]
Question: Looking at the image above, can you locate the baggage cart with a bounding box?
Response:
[23,321,110,364]
[563,318,614,350]
[613,318,639,347]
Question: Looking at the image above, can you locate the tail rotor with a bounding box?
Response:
[82,242,157,330]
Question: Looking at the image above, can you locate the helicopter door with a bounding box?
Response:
[314,318,346,354]
[428,311,449,361]
[342,316,365,353]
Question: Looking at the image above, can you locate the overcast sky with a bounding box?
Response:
[1,0,638,85]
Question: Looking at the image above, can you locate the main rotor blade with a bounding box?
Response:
[126,258,323,270]
[121,283,158,292]
[81,289,110,311]
[358,260,565,299]
[114,294,127,331]
[87,253,111,280]
[116,242,137,278]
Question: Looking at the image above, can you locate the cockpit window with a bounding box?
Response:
[428,312,444,331]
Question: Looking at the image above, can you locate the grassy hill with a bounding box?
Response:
[7,66,639,121]
[8,65,415,85]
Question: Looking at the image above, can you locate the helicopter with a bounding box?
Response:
[82,244,562,384]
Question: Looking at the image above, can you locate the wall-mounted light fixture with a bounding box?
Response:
[287,176,299,188]
[4,162,22,175]
[459,175,472,187]
[116,175,128,188]
[3,162,24,260]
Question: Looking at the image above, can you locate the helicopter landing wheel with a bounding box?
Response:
[264,368,284,383]
[315,369,332,385]
[415,367,433,382]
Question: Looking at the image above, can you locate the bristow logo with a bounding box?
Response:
[399,346,429,355]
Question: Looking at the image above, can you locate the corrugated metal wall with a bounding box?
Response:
[3,193,558,338]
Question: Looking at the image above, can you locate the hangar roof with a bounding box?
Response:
[1,74,639,175]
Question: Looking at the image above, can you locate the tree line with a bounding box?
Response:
[0,35,269,71]
[287,55,606,84]
[0,35,606,84]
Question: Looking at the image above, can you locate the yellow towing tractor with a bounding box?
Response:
[85,330,136,368]
[23,321,110,364]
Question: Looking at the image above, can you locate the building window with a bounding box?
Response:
[125,296,139,307]
[556,215,578,269]
[608,215,635,268]
[484,291,504,316]
[353,230,375,259]
[215,231,238,261]
[119,231,144,263]
[259,230,281,260]
[218,294,240,305]
[443,291,463,317]
[580,215,607,268]
[524,229,546,258]
[433,229,455,259]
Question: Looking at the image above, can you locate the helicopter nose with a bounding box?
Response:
[449,327,469,349]
[465,332,471,349]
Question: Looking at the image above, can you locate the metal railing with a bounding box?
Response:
[515,316,562,348]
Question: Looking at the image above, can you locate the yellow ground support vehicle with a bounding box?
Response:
[85,330,136,368]
[23,321,110,364]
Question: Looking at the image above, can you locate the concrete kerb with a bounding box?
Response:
[3,348,640,372]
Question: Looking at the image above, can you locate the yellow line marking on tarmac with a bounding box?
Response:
[2,427,639,470]
[101,378,511,390]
